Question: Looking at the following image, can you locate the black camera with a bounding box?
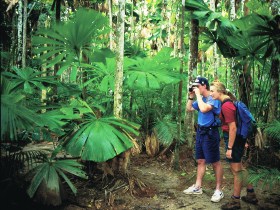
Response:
[189,86,194,92]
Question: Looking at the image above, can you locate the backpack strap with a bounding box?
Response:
[221,98,233,106]
[221,98,234,119]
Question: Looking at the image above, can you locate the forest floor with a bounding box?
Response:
[2,142,280,210]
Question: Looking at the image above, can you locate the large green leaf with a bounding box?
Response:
[32,8,109,76]
[125,49,181,90]
[1,92,44,140]
[64,116,140,162]
[27,158,87,198]
[185,0,209,11]
[1,67,57,94]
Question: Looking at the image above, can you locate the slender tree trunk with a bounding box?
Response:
[53,0,61,96]
[17,0,23,67]
[130,0,135,44]
[113,0,129,174]
[229,0,237,95]
[108,0,114,50]
[114,0,125,118]
[271,0,280,15]
[173,0,185,170]
[267,1,280,122]
[184,14,199,147]
[22,0,27,68]
[10,9,17,67]
[237,0,252,106]
[166,0,172,47]
[267,59,279,122]
[210,0,218,79]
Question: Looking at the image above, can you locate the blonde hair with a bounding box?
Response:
[210,81,237,101]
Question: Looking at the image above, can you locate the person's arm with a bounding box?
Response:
[194,88,212,113]
[186,92,195,112]
[226,121,237,159]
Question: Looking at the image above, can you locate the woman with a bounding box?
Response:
[210,81,258,210]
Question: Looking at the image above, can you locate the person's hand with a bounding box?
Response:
[193,87,200,96]
[226,150,232,159]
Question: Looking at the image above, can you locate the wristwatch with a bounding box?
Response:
[227,147,232,150]
[188,97,194,100]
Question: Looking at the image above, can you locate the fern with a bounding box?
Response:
[264,120,280,141]
[154,116,186,146]
[248,166,280,190]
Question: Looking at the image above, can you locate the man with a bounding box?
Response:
[184,76,224,203]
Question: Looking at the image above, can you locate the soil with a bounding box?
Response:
[2,143,280,210]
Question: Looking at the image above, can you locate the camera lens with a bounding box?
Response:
[189,87,193,92]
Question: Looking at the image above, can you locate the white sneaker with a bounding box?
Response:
[183,185,203,194]
[211,190,224,202]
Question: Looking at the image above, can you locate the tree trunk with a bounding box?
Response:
[236,0,252,106]
[22,0,27,68]
[267,1,280,122]
[114,0,125,119]
[53,0,61,96]
[184,15,199,147]
[113,0,129,174]
[173,0,185,170]
[17,0,23,67]
[267,59,279,122]
[229,0,237,95]
[210,0,218,80]
[108,0,114,50]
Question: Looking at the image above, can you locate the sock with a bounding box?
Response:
[247,188,254,193]
[232,195,240,199]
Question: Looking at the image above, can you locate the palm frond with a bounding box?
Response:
[64,115,140,162]
[1,92,44,141]
[185,0,209,12]
[1,67,57,94]
[264,120,280,141]
[154,116,186,146]
[248,166,280,189]
[32,8,109,75]
[27,157,87,198]
[125,50,181,90]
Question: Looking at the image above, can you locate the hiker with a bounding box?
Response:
[210,81,258,210]
[184,76,224,203]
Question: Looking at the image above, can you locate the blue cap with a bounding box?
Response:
[192,77,209,88]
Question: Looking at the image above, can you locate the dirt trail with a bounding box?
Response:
[113,152,280,210]
[4,142,279,210]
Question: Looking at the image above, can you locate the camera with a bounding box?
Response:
[188,84,197,92]
[189,86,194,92]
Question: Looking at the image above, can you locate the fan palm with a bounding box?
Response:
[1,67,57,94]
[1,80,44,141]
[32,8,109,78]
[27,154,87,205]
[63,113,140,162]
[125,48,181,90]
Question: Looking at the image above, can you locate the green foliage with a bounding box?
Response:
[154,115,186,146]
[248,167,280,189]
[2,67,57,94]
[0,148,49,179]
[125,47,181,90]
[27,155,87,198]
[264,120,280,141]
[91,58,116,92]
[185,0,209,12]
[64,115,140,162]
[32,8,109,76]
[263,120,280,151]
[1,80,44,141]
[249,14,280,59]
[246,0,271,16]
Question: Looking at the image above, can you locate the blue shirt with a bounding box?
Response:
[192,96,221,127]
